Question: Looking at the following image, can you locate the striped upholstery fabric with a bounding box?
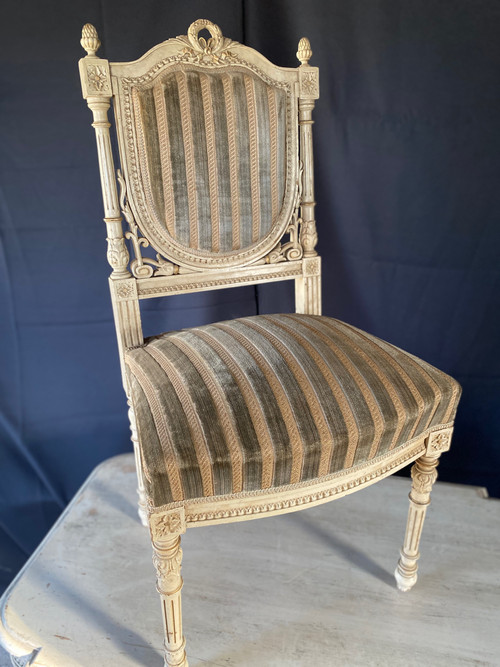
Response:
[132,67,287,252]
[125,314,461,508]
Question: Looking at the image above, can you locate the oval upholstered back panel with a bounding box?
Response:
[131,66,288,254]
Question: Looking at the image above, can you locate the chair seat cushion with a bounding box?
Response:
[125,314,461,508]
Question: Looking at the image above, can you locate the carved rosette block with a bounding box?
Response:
[86,63,110,93]
[151,509,188,666]
[303,256,321,277]
[113,279,136,301]
[395,454,440,592]
[426,427,453,456]
[151,509,187,541]
[298,68,320,99]
[296,256,321,315]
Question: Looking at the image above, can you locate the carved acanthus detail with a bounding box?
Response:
[176,19,236,64]
[106,237,129,270]
[117,169,179,278]
[410,456,439,497]
[300,219,318,256]
[266,162,304,264]
[153,540,183,589]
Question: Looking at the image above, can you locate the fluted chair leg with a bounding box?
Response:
[128,401,148,526]
[395,453,440,592]
[153,533,188,667]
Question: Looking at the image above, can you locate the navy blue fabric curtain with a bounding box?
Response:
[1,0,499,593]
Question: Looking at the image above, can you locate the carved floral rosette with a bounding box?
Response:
[151,508,186,542]
[298,68,319,99]
[426,427,453,455]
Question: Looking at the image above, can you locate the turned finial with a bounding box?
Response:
[297,37,312,66]
[81,23,101,56]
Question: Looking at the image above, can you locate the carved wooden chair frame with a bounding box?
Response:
[79,19,456,667]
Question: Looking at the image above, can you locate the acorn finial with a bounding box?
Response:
[81,23,101,56]
[297,37,312,65]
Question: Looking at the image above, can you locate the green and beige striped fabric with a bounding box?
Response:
[132,67,287,252]
[125,314,461,508]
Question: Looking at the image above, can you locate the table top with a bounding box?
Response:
[1,453,499,666]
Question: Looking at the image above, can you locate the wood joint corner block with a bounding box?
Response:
[150,508,186,544]
[112,278,138,301]
[79,56,111,99]
[425,427,453,456]
[298,67,319,99]
[303,256,321,277]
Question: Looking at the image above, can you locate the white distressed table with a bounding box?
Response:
[1,454,499,666]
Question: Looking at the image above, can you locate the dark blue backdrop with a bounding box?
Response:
[1,0,499,594]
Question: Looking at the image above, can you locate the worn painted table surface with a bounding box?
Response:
[1,454,499,666]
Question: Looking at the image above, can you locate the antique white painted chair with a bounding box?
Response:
[79,19,461,666]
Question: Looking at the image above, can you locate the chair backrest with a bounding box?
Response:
[79,19,321,390]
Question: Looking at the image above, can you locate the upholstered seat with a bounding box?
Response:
[126,314,460,508]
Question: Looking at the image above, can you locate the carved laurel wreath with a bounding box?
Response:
[175,19,236,64]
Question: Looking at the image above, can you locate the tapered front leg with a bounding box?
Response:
[151,510,188,667]
[395,454,439,591]
[395,427,453,592]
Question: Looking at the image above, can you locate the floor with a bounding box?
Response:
[1,453,499,666]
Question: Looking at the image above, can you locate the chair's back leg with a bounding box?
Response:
[395,452,441,591]
[128,401,148,525]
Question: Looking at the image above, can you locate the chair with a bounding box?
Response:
[78,19,461,666]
